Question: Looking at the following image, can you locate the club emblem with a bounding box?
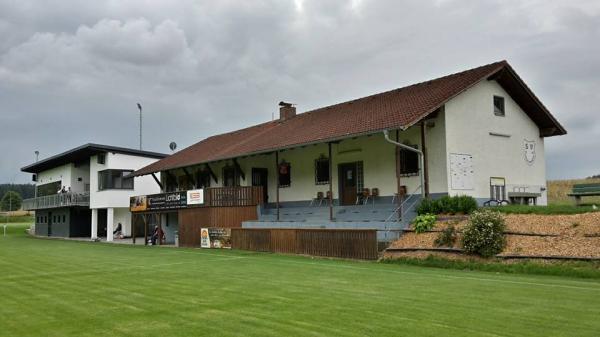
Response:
[524,139,536,165]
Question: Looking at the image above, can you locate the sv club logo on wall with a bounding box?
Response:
[524,139,536,165]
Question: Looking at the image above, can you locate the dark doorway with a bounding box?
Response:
[47,211,53,237]
[252,168,269,204]
[97,209,107,238]
[338,162,360,205]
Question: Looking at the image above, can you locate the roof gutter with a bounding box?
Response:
[383,130,425,199]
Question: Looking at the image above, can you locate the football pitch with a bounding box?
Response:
[1,223,599,337]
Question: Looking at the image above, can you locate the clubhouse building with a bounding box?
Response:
[129,60,565,246]
[21,144,166,240]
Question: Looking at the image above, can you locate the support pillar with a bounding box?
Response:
[328,142,333,221]
[106,208,114,242]
[91,208,98,239]
[420,121,430,197]
[132,213,136,245]
[275,151,280,221]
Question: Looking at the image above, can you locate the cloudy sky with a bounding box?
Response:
[1,0,599,183]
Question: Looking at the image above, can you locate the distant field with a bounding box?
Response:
[0,214,34,223]
[1,223,599,336]
[547,178,600,205]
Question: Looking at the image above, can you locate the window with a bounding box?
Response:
[62,215,66,223]
[37,181,61,197]
[493,96,505,116]
[398,145,419,176]
[278,161,291,188]
[314,156,330,185]
[98,169,134,190]
[223,166,240,187]
[97,153,106,164]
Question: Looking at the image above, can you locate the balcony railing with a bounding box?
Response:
[22,192,90,210]
[204,186,264,207]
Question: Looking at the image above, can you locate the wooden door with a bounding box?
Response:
[251,168,268,203]
[339,163,357,205]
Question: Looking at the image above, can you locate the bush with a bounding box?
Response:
[416,195,478,215]
[461,209,506,257]
[434,223,457,247]
[412,213,436,234]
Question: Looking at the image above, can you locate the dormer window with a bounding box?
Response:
[494,96,505,116]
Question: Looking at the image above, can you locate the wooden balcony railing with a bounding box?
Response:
[204,186,263,207]
[22,192,90,210]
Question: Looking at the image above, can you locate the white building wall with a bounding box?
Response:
[444,79,547,204]
[36,164,73,191]
[70,162,90,193]
[90,152,162,209]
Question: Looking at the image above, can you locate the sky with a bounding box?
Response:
[1,0,599,183]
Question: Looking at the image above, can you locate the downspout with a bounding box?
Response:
[383,130,425,199]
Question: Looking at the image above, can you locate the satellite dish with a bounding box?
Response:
[169,142,177,152]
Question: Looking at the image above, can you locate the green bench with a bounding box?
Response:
[567,183,600,205]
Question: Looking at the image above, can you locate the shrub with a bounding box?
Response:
[412,213,437,234]
[456,195,478,214]
[434,223,458,247]
[461,209,506,257]
[416,195,478,215]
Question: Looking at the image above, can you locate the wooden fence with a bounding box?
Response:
[231,228,378,260]
[204,186,263,207]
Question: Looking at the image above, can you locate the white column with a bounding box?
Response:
[91,209,98,239]
[106,208,114,242]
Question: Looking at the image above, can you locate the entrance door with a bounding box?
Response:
[339,163,358,205]
[252,168,269,204]
[47,212,53,237]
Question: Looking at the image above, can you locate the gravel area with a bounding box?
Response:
[392,213,600,258]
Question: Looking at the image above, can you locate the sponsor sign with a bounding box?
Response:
[187,189,204,205]
[200,228,210,248]
[200,228,231,249]
[130,191,189,212]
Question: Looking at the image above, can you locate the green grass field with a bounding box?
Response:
[1,224,600,337]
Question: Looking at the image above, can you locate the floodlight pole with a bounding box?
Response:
[137,103,143,150]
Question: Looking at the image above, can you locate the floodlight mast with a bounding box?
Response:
[137,103,143,150]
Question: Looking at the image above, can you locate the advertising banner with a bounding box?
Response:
[130,189,204,212]
[200,228,231,249]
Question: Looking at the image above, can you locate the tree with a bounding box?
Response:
[1,191,22,211]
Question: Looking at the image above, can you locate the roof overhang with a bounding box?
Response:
[21,143,167,174]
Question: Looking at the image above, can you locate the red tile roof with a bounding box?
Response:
[134,60,565,176]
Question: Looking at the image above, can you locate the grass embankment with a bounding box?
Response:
[2,223,600,336]
[547,178,600,205]
[0,214,34,223]
[492,204,599,215]
[383,255,600,279]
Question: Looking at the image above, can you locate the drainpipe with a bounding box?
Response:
[383,130,425,199]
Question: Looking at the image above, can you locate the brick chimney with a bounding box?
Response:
[279,101,296,120]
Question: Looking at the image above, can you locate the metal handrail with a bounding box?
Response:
[22,192,90,210]
[385,184,422,222]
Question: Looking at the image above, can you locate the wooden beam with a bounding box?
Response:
[143,214,148,246]
[132,213,136,245]
[205,164,218,184]
[328,142,333,221]
[275,151,280,221]
[151,173,163,191]
[420,121,430,197]
[395,130,402,221]
[233,158,246,181]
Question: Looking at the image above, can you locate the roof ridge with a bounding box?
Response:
[298,60,507,116]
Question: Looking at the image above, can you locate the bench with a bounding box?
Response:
[567,183,600,205]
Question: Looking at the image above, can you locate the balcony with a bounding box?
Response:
[22,192,90,210]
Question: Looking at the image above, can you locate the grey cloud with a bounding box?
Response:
[0,0,599,183]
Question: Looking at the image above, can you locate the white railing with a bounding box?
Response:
[22,192,90,210]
